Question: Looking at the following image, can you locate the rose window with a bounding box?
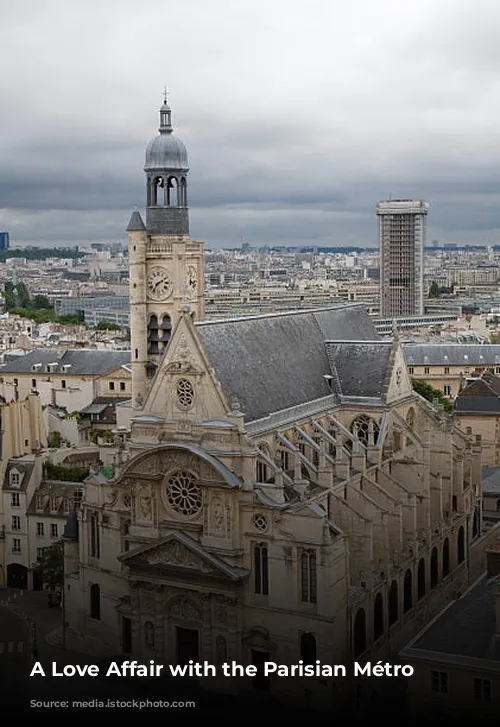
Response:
[176,378,194,410]
[252,513,268,532]
[166,471,202,516]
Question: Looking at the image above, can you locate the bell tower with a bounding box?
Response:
[127,93,205,411]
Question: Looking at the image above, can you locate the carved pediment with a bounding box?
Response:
[145,540,216,573]
[162,361,204,375]
[120,532,248,582]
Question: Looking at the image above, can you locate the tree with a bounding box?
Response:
[34,540,64,590]
[95,321,121,331]
[411,378,453,412]
[428,281,440,298]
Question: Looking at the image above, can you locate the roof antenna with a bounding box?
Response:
[163,86,168,104]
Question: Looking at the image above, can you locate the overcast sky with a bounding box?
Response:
[2,0,500,248]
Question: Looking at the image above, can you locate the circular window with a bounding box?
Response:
[166,471,202,516]
[176,378,195,410]
[252,513,268,532]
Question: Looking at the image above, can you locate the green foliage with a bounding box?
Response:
[411,378,453,412]
[63,411,82,423]
[34,540,64,590]
[47,431,62,448]
[428,280,454,298]
[95,320,121,331]
[4,281,81,325]
[88,428,115,444]
[44,461,89,482]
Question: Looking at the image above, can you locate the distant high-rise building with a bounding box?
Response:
[0,232,10,250]
[377,200,429,317]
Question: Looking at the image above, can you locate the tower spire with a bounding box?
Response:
[159,89,172,134]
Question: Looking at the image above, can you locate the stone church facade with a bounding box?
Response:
[63,97,499,707]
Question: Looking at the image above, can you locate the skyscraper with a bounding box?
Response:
[0,232,10,250]
[377,199,429,317]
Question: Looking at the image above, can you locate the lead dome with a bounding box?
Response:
[144,99,189,171]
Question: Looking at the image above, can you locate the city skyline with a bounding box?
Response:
[2,1,500,248]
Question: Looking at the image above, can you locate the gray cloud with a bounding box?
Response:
[2,0,500,247]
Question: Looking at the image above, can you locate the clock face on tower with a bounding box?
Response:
[146,266,173,301]
[186,265,197,295]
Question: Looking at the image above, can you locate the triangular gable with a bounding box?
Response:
[385,343,414,404]
[142,313,231,420]
[118,530,248,581]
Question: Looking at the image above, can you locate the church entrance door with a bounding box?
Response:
[252,649,270,691]
[176,627,199,665]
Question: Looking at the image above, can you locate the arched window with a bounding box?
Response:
[300,550,317,604]
[457,526,465,564]
[417,558,426,601]
[254,543,269,595]
[154,176,165,205]
[180,177,187,206]
[256,444,270,483]
[405,407,415,430]
[160,315,172,348]
[403,569,412,613]
[373,593,384,641]
[90,583,100,620]
[389,580,398,626]
[147,315,159,355]
[349,415,379,448]
[300,632,317,665]
[430,547,438,588]
[353,608,366,658]
[442,538,450,577]
[472,509,479,538]
[144,621,155,648]
[167,176,178,206]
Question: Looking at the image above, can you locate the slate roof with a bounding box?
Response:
[325,341,393,398]
[0,349,131,376]
[482,466,500,496]
[27,480,83,517]
[126,210,146,231]
[455,373,500,414]
[195,305,378,423]
[409,576,500,662]
[404,344,500,366]
[2,459,35,491]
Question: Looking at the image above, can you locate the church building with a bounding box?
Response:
[63,97,499,707]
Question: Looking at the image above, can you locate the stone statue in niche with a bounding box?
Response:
[138,487,152,520]
[211,497,225,536]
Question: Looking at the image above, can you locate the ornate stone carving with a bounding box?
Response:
[168,596,201,622]
[209,495,228,537]
[131,455,157,476]
[137,486,152,520]
[147,541,214,573]
[213,604,228,624]
[105,488,118,506]
[140,588,157,613]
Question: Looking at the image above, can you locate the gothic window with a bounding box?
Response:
[300,549,317,604]
[300,632,317,665]
[253,543,269,596]
[279,449,290,472]
[417,558,426,601]
[147,315,160,355]
[216,635,227,663]
[403,569,413,612]
[389,580,398,626]
[90,513,100,558]
[349,415,379,448]
[430,547,438,588]
[144,621,155,648]
[406,408,415,430]
[457,526,465,563]
[373,593,384,640]
[252,514,268,533]
[353,608,366,658]
[90,583,100,620]
[443,538,450,577]
[176,379,195,410]
[256,460,268,483]
[166,471,202,516]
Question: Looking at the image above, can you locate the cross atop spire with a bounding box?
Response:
[163,86,168,105]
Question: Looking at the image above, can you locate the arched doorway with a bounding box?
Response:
[373,593,384,641]
[389,580,398,626]
[403,569,412,613]
[417,558,426,601]
[7,563,28,590]
[442,538,450,577]
[457,526,465,563]
[430,547,438,588]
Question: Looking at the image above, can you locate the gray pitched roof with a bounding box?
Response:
[455,396,500,414]
[195,304,378,423]
[2,459,35,491]
[482,466,500,495]
[126,210,146,231]
[404,344,500,366]
[410,576,500,662]
[0,349,131,376]
[325,341,392,398]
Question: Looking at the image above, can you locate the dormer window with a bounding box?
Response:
[36,496,45,511]
[10,472,20,487]
[50,497,58,512]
